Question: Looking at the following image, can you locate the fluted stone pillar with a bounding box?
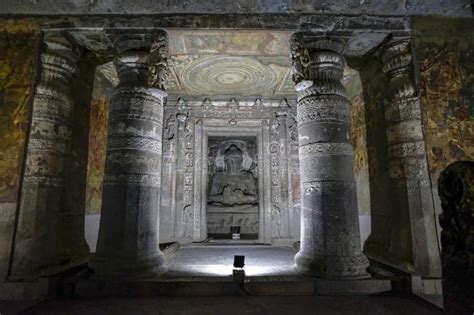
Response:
[90,31,169,279]
[382,39,441,277]
[10,33,89,279]
[290,33,369,279]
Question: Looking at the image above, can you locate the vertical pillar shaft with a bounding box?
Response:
[91,31,169,279]
[382,39,441,277]
[10,33,88,279]
[290,33,369,278]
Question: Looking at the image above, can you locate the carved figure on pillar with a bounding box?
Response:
[10,32,89,279]
[90,30,169,279]
[382,39,441,277]
[290,32,369,279]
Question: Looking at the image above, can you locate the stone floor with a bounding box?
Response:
[165,244,297,277]
[1,294,442,315]
[0,245,444,314]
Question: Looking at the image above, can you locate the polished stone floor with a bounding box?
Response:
[1,294,442,315]
[166,244,297,277]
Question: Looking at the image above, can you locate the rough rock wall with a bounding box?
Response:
[0,21,39,280]
[414,16,474,242]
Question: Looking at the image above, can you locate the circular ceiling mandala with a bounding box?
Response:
[180,56,279,96]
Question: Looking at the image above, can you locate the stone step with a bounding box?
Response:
[74,277,391,298]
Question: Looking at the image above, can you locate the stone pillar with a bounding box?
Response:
[10,33,89,279]
[90,31,169,279]
[382,39,441,277]
[290,33,369,278]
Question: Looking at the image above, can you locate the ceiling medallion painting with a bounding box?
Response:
[178,55,283,96]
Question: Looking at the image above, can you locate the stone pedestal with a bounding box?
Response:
[90,31,169,279]
[10,33,89,279]
[382,39,441,277]
[290,33,369,279]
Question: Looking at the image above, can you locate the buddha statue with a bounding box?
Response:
[208,143,258,206]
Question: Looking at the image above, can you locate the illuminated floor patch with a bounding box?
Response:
[166,245,297,277]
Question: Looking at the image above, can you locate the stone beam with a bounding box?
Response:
[0,0,470,17]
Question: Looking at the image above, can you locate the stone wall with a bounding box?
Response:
[0,21,39,280]
[414,16,474,242]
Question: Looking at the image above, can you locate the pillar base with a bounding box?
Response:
[295,251,370,279]
[90,251,167,280]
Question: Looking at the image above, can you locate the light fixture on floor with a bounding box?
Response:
[233,255,245,285]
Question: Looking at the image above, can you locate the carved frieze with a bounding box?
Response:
[299,143,354,157]
[24,34,80,187]
[148,30,170,90]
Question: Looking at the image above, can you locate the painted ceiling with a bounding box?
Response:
[166,30,294,97]
[96,30,364,99]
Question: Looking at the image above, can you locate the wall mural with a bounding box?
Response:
[0,24,39,279]
[415,18,474,183]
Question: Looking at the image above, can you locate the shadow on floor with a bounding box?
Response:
[1,293,442,315]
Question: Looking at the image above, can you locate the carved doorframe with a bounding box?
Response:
[192,119,272,244]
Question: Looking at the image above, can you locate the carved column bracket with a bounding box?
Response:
[290,33,369,279]
[91,30,169,279]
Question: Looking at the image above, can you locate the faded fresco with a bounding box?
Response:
[85,68,115,215]
[415,17,474,183]
[343,67,370,214]
[0,24,39,279]
[345,68,371,216]
[0,31,37,202]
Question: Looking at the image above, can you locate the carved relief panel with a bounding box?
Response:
[159,98,300,244]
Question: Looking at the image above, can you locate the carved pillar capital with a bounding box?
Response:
[40,33,81,84]
[290,32,346,85]
[382,38,417,100]
[109,30,169,90]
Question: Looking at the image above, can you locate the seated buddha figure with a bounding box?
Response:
[208,144,258,206]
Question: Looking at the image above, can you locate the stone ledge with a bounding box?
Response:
[74,276,391,297]
[315,278,391,295]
